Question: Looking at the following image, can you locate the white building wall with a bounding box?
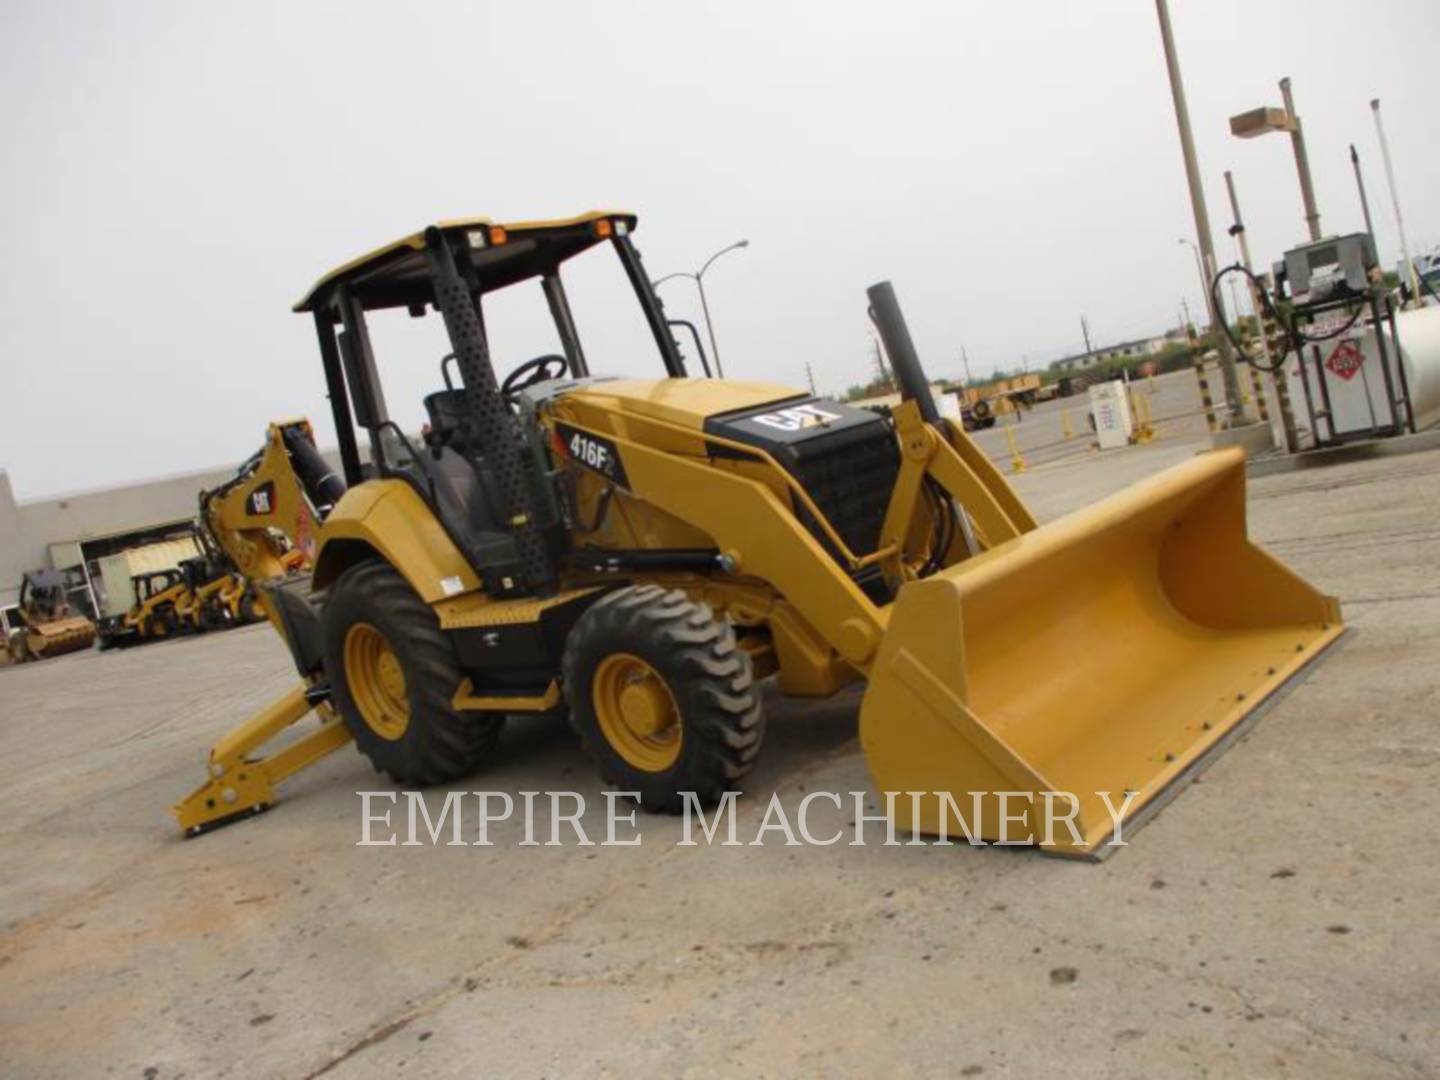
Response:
[0,470,31,610]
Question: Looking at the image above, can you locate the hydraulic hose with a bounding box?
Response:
[1210,263,1366,374]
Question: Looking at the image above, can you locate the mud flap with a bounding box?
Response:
[859,448,1343,858]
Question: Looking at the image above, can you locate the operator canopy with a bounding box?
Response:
[293,211,638,315]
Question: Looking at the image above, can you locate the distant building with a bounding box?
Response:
[0,465,231,631]
[0,440,353,632]
[1049,334,1171,375]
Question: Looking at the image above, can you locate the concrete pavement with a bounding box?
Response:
[2,436,1437,1079]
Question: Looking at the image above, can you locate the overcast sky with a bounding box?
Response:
[2,0,1437,499]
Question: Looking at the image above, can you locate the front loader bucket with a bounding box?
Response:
[859,448,1343,858]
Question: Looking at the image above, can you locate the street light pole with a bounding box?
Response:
[693,275,721,377]
[1230,80,1322,246]
[1279,78,1322,242]
[1154,0,1245,422]
[652,239,749,378]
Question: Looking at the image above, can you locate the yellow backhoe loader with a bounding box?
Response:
[6,569,96,662]
[174,212,1343,856]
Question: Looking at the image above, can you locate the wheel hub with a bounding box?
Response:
[345,622,410,741]
[593,653,681,771]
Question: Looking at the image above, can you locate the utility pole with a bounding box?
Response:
[1371,99,1421,304]
[1350,144,1376,242]
[1154,0,1246,423]
[1224,169,1299,452]
[1080,316,1094,357]
[872,338,894,391]
[1279,78,1322,243]
[804,362,817,395]
[1181,297,1193,331]
[961,346,974,387]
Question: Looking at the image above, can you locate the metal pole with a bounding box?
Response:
[1155,0,1245,422]
[654,240,748,378]
[1279,78,1322,242]
[694,275,722,379]
[1224,170,1298,451]
[866,281,940,423]
[1350,144,1376,242]
[1371,98,1421,305]
[1183,240,1208,319]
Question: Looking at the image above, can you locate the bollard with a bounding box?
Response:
[1134,390,1156,442]
[1189,330,1219,433]
[1249,365,1270,424]
[1005,421,1027,473]
[1193,361,1219,433]
[1060,408,1074,440]
[1128,387,1152,443]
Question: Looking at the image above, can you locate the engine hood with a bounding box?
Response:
[559,378,807,430]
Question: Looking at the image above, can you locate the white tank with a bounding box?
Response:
[1285,302,1440,442]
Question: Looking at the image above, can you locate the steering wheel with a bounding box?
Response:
[500,354,569,404]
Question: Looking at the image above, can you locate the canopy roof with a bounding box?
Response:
[293,211,637,314]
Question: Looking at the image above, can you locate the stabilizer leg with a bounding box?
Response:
[172,683,352,836]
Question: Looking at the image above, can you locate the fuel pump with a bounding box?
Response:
[1212,233,1416,449]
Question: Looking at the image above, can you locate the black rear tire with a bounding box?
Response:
[322,560,501,785]
[145,606,178,639]
[198,598,226,632]
[562,585,763,813]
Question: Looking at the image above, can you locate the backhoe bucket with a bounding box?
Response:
[859,448,1343,858]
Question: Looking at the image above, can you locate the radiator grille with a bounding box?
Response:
[791,430,900,560]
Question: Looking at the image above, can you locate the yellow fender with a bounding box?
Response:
[312,480,482,603]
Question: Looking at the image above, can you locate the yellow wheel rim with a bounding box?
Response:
[592,652,682,772]
[344,622,410,740]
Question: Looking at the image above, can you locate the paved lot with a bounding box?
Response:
[966,362,1271,473]
[2,434,1437,1079]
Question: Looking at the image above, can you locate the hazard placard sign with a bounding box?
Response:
[1324,339,1365,381]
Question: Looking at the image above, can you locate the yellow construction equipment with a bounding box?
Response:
[173,213,1343,855]
[123,568,192,641]
[175,559,254,632]
[6,569,96,662]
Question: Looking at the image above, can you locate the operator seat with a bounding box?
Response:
[423,389,476,456]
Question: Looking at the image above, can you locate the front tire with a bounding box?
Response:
[322,560,501,785]
[562,585,764,813]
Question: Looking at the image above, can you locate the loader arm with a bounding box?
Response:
[544,387,1342,858]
